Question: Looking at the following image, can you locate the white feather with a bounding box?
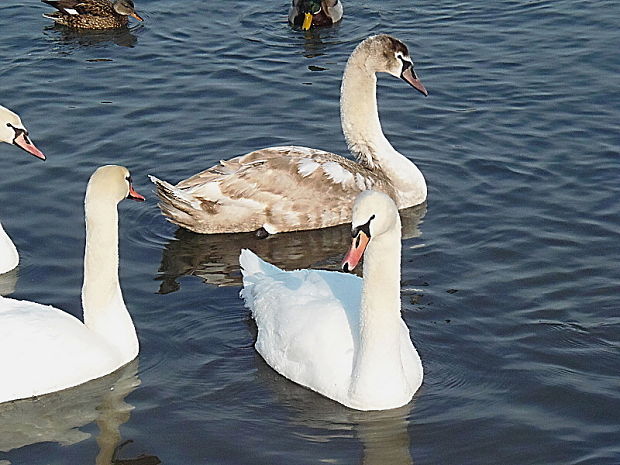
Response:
[297,158,320,177]
[322,161,354,185]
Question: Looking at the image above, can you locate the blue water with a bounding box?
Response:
[1,0,619,463]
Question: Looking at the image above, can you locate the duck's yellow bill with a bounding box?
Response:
[302,12,313,30]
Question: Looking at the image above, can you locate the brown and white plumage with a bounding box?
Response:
[41,0,143,29]
[151,35,428,235]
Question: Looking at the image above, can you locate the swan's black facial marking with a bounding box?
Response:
[7,122,30,145]
[351,214,375,239]
[395,51,417,78]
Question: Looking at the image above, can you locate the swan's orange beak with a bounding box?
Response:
[342,231,370,272]
[302,12,313,30]
[13,132,46,160]
[131,11,143,21]
[128,184,145,201]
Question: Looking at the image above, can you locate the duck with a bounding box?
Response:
[288,0,343,30]
[240,190,423,411]
[150,34,428,236]
[0,104,46,275]
[41,0,143,29]
[0,165,145,404]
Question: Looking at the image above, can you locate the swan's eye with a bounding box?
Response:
[7,123,26,142]
[352,214,375,238]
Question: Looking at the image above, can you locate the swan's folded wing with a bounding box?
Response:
[0,297,116,403]
[152,146,395,234]
[240,250,363,401]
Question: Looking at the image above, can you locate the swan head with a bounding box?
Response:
[342,190,399,272]
[358,34,428,97]
[0,104,46,160]
[113,0,143,21]
[87,165,145,205]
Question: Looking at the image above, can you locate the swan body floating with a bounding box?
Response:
[0,165,144,404]
[151,34,428,235]
[240,190,423,411]
[0,104,46,275]
[288,0,343,30]
[42,0,143,29]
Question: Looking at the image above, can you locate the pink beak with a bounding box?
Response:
[341,231,370,272]
[128,183,145,201]
[401,67,428,97]
[13,132,46,160]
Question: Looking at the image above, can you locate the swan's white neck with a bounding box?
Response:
[340,50,427,208]
[349,217,410,406]
[0,220,19,274]
[81,196,137,363]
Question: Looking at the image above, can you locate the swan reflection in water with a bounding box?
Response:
[0,360,160,465]
[0,268,17,297]
[43,24,140,48]
[254,349,416,465]
[156,203,426,292]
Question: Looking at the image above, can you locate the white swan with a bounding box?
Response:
[0,104,46,274]
[150,34,428,235]
[0,165,145,404]
[240,190,423,411]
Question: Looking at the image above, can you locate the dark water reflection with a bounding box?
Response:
[255,355,415,465]
[0,361,159,465]
[43,24,140,48]
[156,204,426,290]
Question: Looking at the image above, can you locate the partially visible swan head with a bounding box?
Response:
[86,165,145,205]
[342,190,399,272]
[0,104,46,160]
[355,34,428,97]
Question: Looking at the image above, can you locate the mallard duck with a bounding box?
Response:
[240,190,423,411]
[41,0,143,29]
[288,0,343,30]
[0,104,45,275]
[150,35,428,236]
[0,166,145,404]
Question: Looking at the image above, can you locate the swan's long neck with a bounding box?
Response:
[350,218,409,405]
[340,51,427,208]
[82,196,137,363]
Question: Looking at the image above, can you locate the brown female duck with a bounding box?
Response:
[42,0,143,29]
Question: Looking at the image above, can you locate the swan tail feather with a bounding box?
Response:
[149,175,200,229]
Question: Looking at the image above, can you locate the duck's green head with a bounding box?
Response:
[298,0,322,30]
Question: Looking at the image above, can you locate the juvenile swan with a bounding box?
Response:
[240,190,423,410]
[151,34,428,235]
[0,104,46,275]
[0,165,145,404]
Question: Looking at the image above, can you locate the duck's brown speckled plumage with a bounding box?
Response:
[42,0,142,29]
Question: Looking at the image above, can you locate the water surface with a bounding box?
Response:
[1,0,619,464]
